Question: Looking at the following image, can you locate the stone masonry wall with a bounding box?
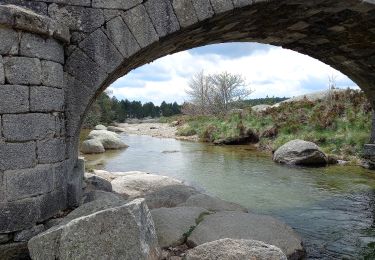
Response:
[0,5,83,257]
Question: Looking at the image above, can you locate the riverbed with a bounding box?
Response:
[83,134,375,259]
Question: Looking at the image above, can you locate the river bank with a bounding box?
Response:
[163,89,373,166]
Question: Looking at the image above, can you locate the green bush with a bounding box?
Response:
[176,126,197,136]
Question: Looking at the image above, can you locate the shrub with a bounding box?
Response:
[176,126,197,136]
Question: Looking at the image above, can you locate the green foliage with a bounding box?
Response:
[82,92,182,128]
[176,89,372,160]
[176,126,197,136]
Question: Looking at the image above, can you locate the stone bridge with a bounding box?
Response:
[0,0,375,257]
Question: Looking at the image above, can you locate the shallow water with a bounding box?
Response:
[84,134,375,259]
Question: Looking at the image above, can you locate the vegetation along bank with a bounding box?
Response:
[169,89,372,165]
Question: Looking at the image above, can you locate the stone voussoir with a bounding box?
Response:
[172,0,199,28]
[121,4,159,48]
[92,0,143,10]
[102,16,141,58]
[145,0,180,37]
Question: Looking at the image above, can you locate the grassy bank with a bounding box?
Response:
[167,89,372,162]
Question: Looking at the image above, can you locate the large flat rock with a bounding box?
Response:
[151,206,209,248]
[111,173,183,198]
[145,184,199,209]
[179,194,248,213]
[185,238,287,260]
[187,211,305,259]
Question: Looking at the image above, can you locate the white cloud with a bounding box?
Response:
[110,44,357,105]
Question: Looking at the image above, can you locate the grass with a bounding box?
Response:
[175,89,372,161]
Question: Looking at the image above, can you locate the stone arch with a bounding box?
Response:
[1,0,375,241]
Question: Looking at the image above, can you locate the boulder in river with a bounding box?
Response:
[187,211,305,259]
[88,130,128,150]
[179,194,248,213]
[151,206,209,248]
[28,199,161,260]
[80,139,105,154]
[94,124,107,130]
[185,238,287,260]
[273,139,327,166]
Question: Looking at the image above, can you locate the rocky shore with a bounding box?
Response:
[117,122,199,141]
[25,170,305,260]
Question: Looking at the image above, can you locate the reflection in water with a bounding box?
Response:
[83,134,375,259]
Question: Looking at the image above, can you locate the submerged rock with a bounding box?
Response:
[187,211,305,259]
[80,139,105,154]
[179,194,248,213]
[273,139,327,166]
[185,238,287,260]
[151,207,209,248]
[28,199,161,260]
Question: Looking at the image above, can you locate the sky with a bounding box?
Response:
[108,43,357,105]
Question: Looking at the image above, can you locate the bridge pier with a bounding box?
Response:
[0,6,83,257]
[371,111,375,144]
[363,111,375,169]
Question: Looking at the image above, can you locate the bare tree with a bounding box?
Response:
[185,70,212,114]
[185,71,254,115]
[208,71,253,112]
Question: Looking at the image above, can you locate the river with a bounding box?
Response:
[83,134,375,259]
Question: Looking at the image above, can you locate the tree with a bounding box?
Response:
[185,71,254,115]
[186,71,212,114]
